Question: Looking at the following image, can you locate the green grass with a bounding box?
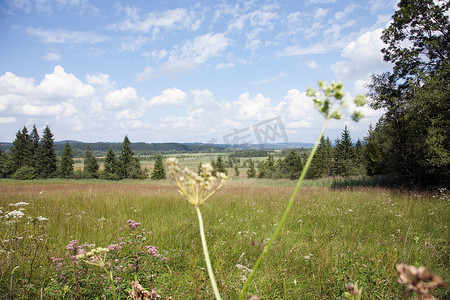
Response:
[0,179,448,299]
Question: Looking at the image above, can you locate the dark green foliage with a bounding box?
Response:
[246,158,256,178]
[368,0,449,187]
[10,127,32,172]
[234,164,240,177]
[151,154,166,180]
[211,159,217,176]
[12,165,37,180]
[35,126,58,178]
[280,149,303,180]
[58,142,74,178]
[215,155,227,175]
[104,146,118,175]
[30,124,40,168]
[83,146,99,178]
[118,136,139,179]
[0,150,13,178]
[333,126,356,177]
[257,154,276,178]
[308,137,334,179]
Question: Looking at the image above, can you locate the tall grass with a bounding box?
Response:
[0,179,448,299]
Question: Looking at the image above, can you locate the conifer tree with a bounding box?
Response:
[104,146,118,175]
[83,145,99,178]
[30,124,40,168]
[234,164,240,177]
[118,136,134,178]
[333,126,356,177]
[246,158,256,178]
[282,149,303,180]
[35,125,57,178]
[10,127,33,172]
[215,155,227,175]
[58,142,74,178]
[151,154,166,180]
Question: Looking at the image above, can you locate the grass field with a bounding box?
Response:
[0,178,448,299]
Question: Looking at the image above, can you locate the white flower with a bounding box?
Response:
[11,202,29,207]
[36,216,49,222]
[5,210,25,219]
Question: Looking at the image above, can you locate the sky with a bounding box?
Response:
[0,0,397,145]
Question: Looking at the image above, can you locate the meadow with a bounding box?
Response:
[0,177,448,299]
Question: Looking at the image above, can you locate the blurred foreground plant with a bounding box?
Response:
[238,81,366,299]
[166,158,227,300]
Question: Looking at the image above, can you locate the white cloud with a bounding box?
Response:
[277,43,328,56]
[149,87,187,107]
[159,58,198,76]
[22,102,76,117]
[44,52,62,61]
[115,109,144,120]
[286,120,311,128]
[191,89,216,106]
[177,33,230,64]
[331,28,390,80]
[36,65,95,99]
[250,72,286,85]
[104,87,142,109]
[0,117,17,124]
[215,62,235,70]
[110,7,197,34]
[135,66,158,82]
[235,92,283,120]
[306,60,319,69]
[26,27,107,43]
[283,89,314,119]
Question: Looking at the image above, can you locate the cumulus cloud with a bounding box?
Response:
[148,87,187,107]
[277,43,328,56]
[331,28,390,80]
[234,92,284,120]
[104,87,143,109]
[36,65,95,99]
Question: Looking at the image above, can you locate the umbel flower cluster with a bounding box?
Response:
[166,158,227,207]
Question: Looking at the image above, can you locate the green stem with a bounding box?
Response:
[238,119,329,300]
[195,206,221,300]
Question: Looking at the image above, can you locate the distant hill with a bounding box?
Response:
[0,141,314,156]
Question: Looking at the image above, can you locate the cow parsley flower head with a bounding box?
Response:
[166,157,227,206]
[5,210,25,219]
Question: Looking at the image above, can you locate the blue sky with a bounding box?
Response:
[0,0,396,144]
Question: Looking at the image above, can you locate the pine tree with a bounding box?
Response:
[35,125,57,178]
[104,146,118,175]
[10,127,33,172]
[246,158,256,178]
[83,145,99,178]
[282,149,303,180]
[118,136,134,179]
[30,124,40,168]
[215,155,227,175]
[333,126,356,177]
[234,164,240,177]
[151,154,166,180]
[58,142,74,178]
[0,147,13,178]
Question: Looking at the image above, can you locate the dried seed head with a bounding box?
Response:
[396,264,446,298]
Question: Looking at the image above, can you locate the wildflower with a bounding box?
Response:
[166,158,227,206]
[36,216,48,222]
[5,210,25,219]
[11,202,29,207]
[127,219,141,230]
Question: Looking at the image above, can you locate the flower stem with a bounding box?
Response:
[238,119,329,300]
[195,205,221,300]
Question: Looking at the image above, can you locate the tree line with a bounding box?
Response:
[0,125,155,180]
[240,126,366,180]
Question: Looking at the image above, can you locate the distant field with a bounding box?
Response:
[0,179,448,299]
